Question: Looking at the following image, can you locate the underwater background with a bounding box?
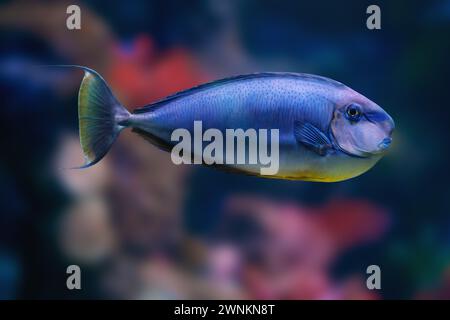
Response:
[1,0,450,299]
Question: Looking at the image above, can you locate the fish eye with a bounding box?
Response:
[345,104,362,122]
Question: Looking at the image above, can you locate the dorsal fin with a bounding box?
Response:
[133,72,345,114]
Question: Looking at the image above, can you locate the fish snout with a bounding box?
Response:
[386,114,395,135]
[378,114,395,151]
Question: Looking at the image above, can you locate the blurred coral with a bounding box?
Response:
[0,1,114,70]
[59,196,116,264]
[217,196,390,299]
[108,35,209,107]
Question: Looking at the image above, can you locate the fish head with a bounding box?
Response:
[330,90,395,158]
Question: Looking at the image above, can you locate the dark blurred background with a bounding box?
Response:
[0,0,449,299]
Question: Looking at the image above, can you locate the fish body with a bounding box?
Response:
[74,66,394,182]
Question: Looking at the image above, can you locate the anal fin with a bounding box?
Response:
[132,128,172,152]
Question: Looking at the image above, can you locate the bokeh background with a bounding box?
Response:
[1,0,450,299]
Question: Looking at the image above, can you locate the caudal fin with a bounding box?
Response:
[70,66,130,168]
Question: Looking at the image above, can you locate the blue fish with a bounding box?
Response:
[71,66,394,182]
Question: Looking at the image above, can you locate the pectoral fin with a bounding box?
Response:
[294,122,332,156]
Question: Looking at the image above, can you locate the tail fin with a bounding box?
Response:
[69,66,130,168]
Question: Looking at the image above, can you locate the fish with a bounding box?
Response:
[68,65,394,182]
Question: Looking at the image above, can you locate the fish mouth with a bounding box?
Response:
[344,137,392,157]
[365,137,392,155]
[377,137,392,151]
